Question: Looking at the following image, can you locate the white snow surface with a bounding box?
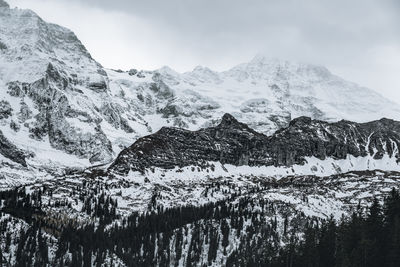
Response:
[124,154,400,183]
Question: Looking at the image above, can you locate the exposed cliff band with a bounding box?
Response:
[109,114,400,174]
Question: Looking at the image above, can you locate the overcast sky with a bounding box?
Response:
[7,0,400,104]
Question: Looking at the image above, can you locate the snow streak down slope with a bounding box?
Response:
[1,1,400,172]
[109,114,400,175]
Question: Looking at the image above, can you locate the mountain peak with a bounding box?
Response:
[0,0,9,8]
[289,116,313,127]
[249,54,279,64]
[157,65,179,76]
[216,113,260,135]
[193,65,214,72]
[219,113,240,127]
[244,55,331,78]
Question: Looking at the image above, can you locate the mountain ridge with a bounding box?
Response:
[108,113,400,175]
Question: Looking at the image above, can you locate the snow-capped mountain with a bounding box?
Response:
[107,55,400,138]
[146,55,400,134]
[0,2,114,166]
[1,1,400,175]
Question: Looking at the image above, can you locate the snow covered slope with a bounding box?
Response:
[0,3,136,168]
[108,55,400,136]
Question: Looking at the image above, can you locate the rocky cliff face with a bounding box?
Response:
[268,116,400,165]
[0,130,27,166]
[0,0,9,8]
[0,3,131,166]
[109,114,400,174]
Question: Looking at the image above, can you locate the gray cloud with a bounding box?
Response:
[7,0,400,104]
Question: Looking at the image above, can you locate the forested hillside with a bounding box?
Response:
[1,186,400,266]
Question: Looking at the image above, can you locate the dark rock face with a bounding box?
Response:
[109,114,400,175]
[0,0,9,8]
[128,69,137,76]
[0,100,12,119]
[0,130,27,166]
[6,64,114,163]
[268,117,400,166]
[0,40,6,50]
[88,81,107,91]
